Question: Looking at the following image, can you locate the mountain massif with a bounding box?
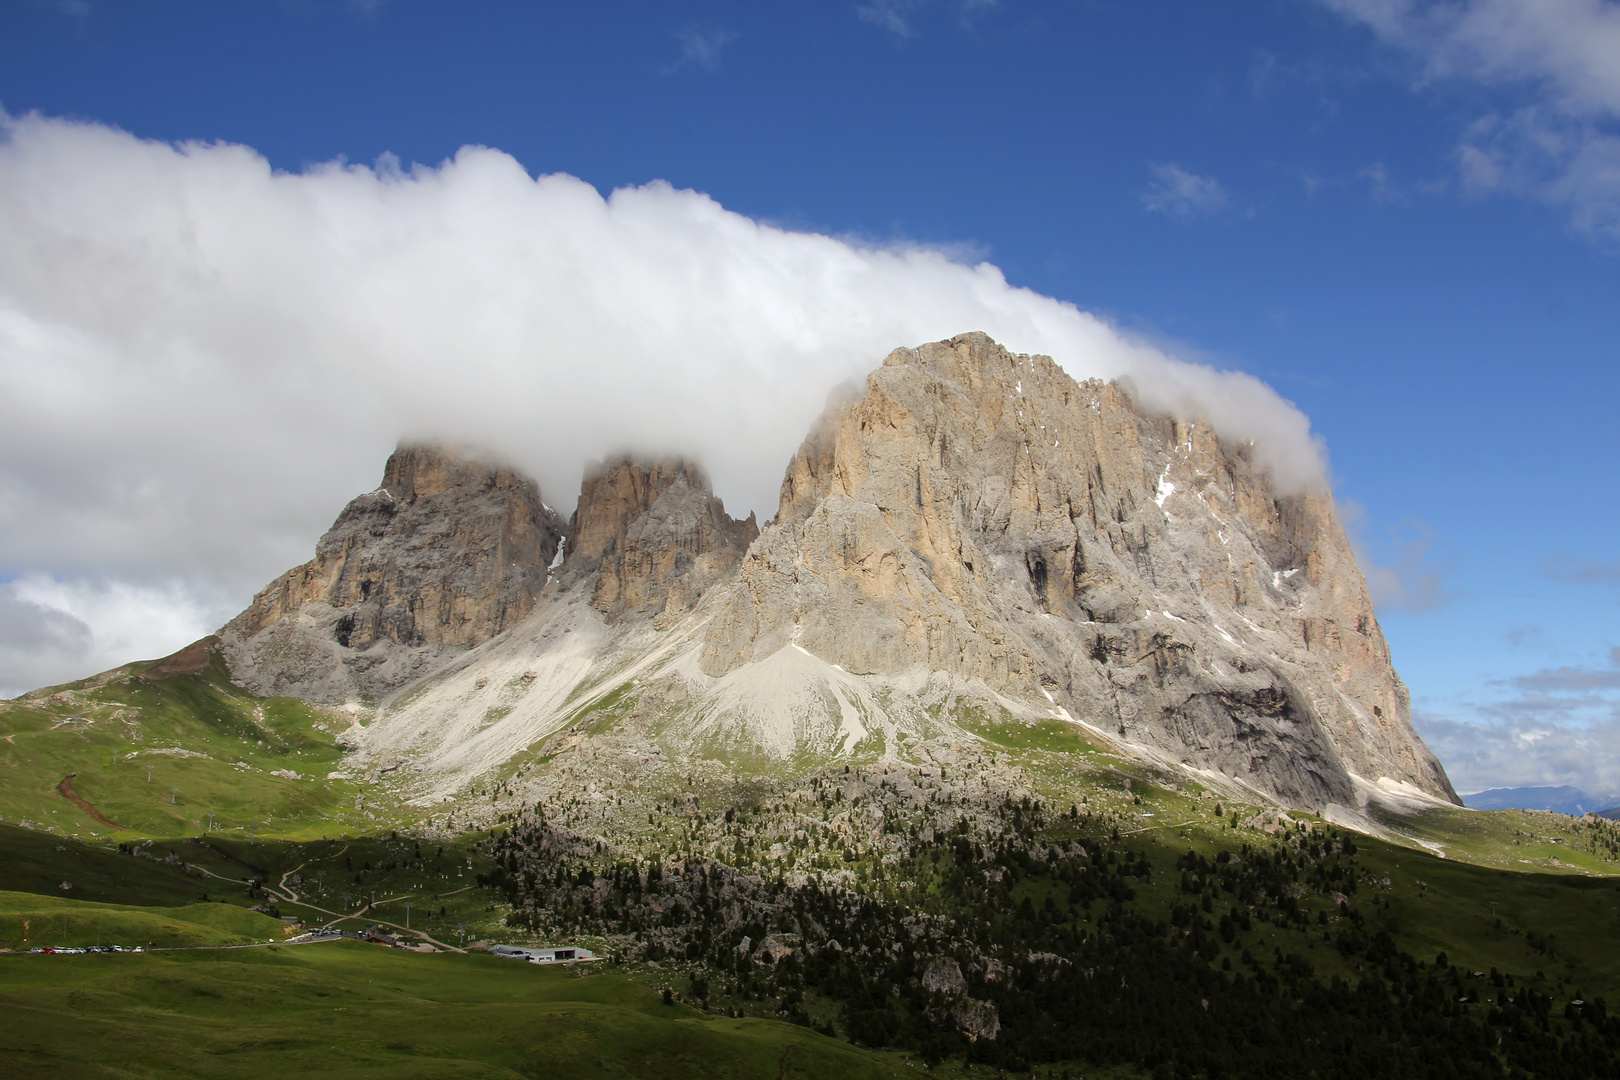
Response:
[207,333,1455,818]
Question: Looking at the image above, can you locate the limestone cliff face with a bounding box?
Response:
[565,456,758,624]
[220,444,563,702]
[699,333,1456,809]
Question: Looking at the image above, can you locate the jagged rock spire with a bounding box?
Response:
[564,456,758,623]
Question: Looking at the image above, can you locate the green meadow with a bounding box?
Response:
[0,943,919,1080]
[0,652,358,841]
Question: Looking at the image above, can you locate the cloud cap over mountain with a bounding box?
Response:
[0,112,1327,693]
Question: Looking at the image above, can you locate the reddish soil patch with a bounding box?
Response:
[143,635,221,679]
[57,773,127,830]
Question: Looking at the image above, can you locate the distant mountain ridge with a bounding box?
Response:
[1463,785,1619,816]
[207,333,1458,815]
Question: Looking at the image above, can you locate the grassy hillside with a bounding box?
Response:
[0,892,287,951]
[480,792,1620,1077]
[0,823,516,953]
[0,650,362,840]
[1381,802,1620,874]
[0,818,231,907]
[0,943,921,1080]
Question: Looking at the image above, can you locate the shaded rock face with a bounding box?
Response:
[922,956,967,995]
[221,444,563,702]
[700,333,1456,810]
[566,456,758,624]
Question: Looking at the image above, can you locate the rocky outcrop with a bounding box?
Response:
[565,456,758,624]
[220,443,563,702]
[698,333,1456,810]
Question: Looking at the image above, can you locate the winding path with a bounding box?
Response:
[186,839,267,878]
[174,843,464,953]
[264,849,464,954]
[56,774,127,831]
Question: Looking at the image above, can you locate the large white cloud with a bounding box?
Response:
[0,112,1326,694]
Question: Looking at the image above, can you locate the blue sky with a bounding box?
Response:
[1,0,1617,800]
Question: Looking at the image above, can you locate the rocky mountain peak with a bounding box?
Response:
[567,455,758,623]
[220,442,563,702]
[700,332,1455,809]
[378,442,512,502]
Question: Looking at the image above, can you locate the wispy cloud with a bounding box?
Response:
[1455,106,1620,239]
[1504,624,1544,648]
[857,0,997,40]
[1341,504,1453,613]
[1249,50,1282,101]
[1324,0,1620,114]
[858,0,927,38]
[1358,161,1407,204]
[663,26,738,74]
[1140,163,1229,218]
[1300,161,1419,206]
[1324,0,1620,242]
[1246,48,1357,104]
[956,0,1001,27]
[1508,647,1620,693]
[1545,553,1620,584]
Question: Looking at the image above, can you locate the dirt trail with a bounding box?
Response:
[56,774,127,830]
[186,863,250,886]
[186,839,268,880]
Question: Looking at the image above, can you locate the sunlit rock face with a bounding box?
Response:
[698,333,1455,809]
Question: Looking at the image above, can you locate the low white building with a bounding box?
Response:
[490,944,596,964]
